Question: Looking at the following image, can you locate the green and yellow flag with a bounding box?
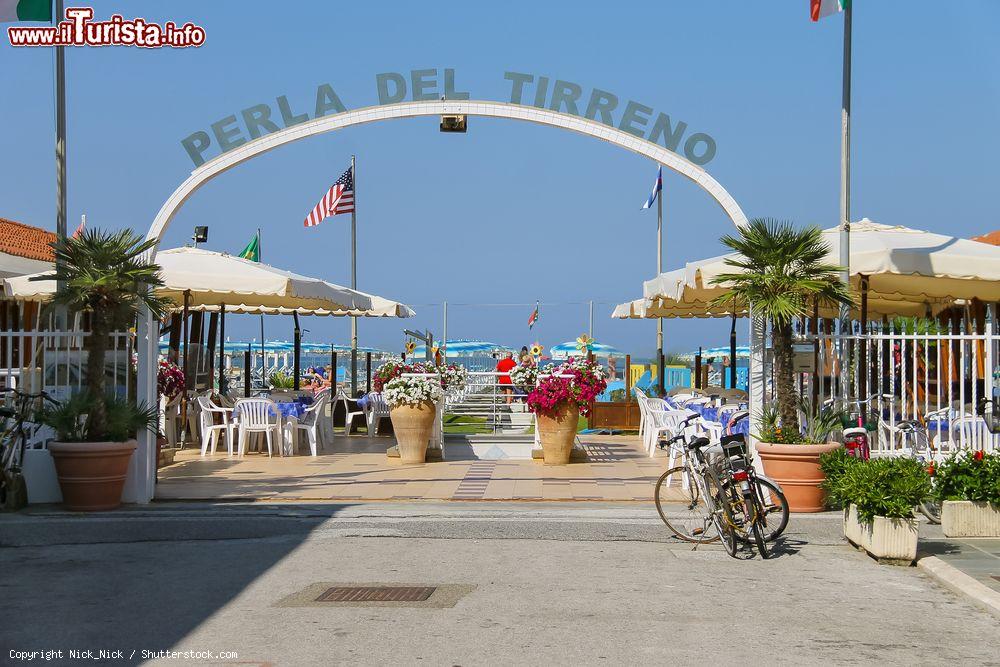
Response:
[238,232,260,262]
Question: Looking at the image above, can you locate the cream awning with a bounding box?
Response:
[3,247,412,317]
[617,219,996,320]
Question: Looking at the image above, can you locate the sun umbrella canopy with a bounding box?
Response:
[676,346,751,361]
[2,247,412,316]
[550,340,625,359]
[408,339,514,358]
[617,219,1000,319]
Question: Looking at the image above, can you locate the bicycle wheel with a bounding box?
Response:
[730,478,789,544]
[655,466,719,543]
[918,499,942,524]
[750,502,771,559]
[705,471,738,558]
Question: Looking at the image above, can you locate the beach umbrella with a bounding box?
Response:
[676,346,751,361]
[4,246,393,315]
[550,339,625,359]
[408,339,513,359]
[615,219,1000,319]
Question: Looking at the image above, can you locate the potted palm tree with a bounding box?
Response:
[36,229,168,511]
[711,219,852,512]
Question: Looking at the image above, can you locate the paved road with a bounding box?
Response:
[2,503,999,666]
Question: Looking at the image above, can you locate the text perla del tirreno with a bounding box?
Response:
[180,69,717,168]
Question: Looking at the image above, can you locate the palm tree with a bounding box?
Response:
[710,219,852,434]
[35,229,169,440]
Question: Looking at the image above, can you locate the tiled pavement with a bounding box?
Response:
[156,434,680,502]
[921,531,1000,596]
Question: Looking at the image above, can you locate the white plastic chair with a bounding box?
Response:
[293,393,329,457]
[364,393,390,436]
[340,391,366,435]
[645,407,694,457]
[234,398,282,457]
[197,396,234,456]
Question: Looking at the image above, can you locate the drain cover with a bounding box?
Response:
[315,586,436,603]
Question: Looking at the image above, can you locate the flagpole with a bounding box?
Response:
[53,0,67,328]
[839,3,852,321]
[656,174,665,395]
[350,154,358,397]
[258,228,264,378]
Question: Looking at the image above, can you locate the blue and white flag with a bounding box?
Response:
[641,166,662,210]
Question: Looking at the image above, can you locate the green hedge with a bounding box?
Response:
[932,451,1000,505]
[821,454,930,523]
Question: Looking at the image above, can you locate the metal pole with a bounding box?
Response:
[839,4,853,322]
[218,305,225,393]
[54,0,66,241]
[292,312,301,391]
[588,300,594,339]
[350,154,358,396]
[442,301,448,360]
[656,178,665,395]
[730,311,738,389]
[257,228,265,376]
[181,290,190,443]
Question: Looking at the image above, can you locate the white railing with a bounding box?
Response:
[788,323,999,454]
[0,329,133,401]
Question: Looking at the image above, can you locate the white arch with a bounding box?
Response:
[129,100,750,504]
[147,100,748,244]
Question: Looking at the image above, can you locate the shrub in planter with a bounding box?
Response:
[373,361,467,394]
[384,375,443,464]
[33,228,169,511]
[831,457,930,562]
[819,447,862,510]
[933,450,1000,537]
[527,359,606,465]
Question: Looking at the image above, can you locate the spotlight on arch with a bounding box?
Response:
[439,114,467,133]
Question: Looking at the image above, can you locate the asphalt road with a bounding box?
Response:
[2,502,998,666]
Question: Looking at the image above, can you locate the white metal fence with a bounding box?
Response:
[788,320,999,454]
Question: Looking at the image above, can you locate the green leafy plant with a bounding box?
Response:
[932,450,1000,505]
[801,399,844,444]
[269,371,296,389]
[830,457,931,523]
[710,219,852,434]
[33,228,169,441]
[39,393,159,443]
[819,447,861,509]
[754,404,803,444]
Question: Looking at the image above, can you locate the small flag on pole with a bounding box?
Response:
[810,0,849,21]
[0,0,52,22]
[641,166,662,210]
[238,232,260,262]
[528,302,539,329]
[71,216,85,239]
[304,166,355,227]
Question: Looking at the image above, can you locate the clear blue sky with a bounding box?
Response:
[2,1,998,358]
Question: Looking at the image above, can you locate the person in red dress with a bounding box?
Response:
[496,351,517,405]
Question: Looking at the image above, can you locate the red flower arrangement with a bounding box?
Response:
[157,359,186,400]
[974,450,985,462]
[526,359,607,417]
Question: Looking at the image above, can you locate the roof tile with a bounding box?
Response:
[0,217,57,262]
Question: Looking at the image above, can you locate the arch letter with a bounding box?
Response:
[684,133,717,165]
[210,115,246,153]
[377,72,407,104]
[242,104,280,140]
[584,89,618,126]
[180,131,212,167]
[618,100,653,138]
[411,69,438,101]
[504,71,533,104]
[315,84,346,117]
[649,113,687,152]
[549,80,582,116]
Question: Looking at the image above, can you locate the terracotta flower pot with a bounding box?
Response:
[389,402,435,464]
[47,440,137,511]
[756,441,842,513]
[536,402,579,465]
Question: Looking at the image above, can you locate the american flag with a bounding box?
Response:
[303,166,354,227]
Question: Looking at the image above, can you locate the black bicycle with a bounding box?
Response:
[0,388,58,511]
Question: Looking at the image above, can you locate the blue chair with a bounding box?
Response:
[632,371,652,396]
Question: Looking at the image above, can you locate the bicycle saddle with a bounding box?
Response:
[686,436,712,450]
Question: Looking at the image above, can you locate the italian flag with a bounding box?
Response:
[811,0,850,22]
[0,0,51,22]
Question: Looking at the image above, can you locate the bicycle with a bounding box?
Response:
[0,388,58,511]
[654,415,789,558]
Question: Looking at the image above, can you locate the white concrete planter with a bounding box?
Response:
[942,500,1000,537]
[844,504,918,564]
[21,448,63,504]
